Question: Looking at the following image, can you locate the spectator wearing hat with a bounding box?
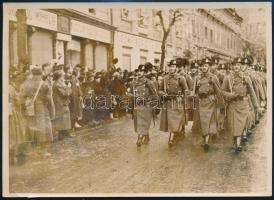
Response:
[191,57,224,151]
[52,65,73,139]
[93,72,111,123]
[81,71,97,126]
[159,59,189,147]
[20,65,54,155]
[9,68,27,164]
[129,64,157,147]
[70,68,83,130]
[109,70,127,118]
[221,56,259,153]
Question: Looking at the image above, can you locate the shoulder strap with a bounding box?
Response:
[32,80,44,103]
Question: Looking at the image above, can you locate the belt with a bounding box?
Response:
[198,93,214,99]
[232,96,248,102]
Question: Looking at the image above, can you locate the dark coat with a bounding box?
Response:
[20,75,54,143]
[52,79,72,131]
[9,84,26,148]
[70,76,83,120]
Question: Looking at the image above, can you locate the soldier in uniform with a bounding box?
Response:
[221,57,259,153]
[191,57,224,151]
[129,64,157,147]
[175,57,193,90]
[159,60,189,147]
[241,57,259,139]
[189,61,202,135]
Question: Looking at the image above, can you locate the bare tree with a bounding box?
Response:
[156,9,183,70]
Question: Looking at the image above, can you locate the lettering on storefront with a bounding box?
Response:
[8,8,57,31]
[58,16,70,33]
[70,20,111,44]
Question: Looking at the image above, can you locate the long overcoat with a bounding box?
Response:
[20,75,54,143]
[9,84,26,148]
[222,72,259,136]
[159,74,189,133]
[52,79,72,131]
[195,72,224,136]
[130,76,157,135]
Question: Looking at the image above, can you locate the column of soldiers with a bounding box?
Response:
[130,56,267,154]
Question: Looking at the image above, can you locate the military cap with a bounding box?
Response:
[137,64,145,72]
[86,71,94,78]
[144,62,153,73]
[201,57,212,65]
[175,57,189,68]
[95,72,102,79]
[190,61,200,69]
[211,56,220,65]
[217,63,224,70]
[52,64,64,72]
[233,57,243,64]
[168,59,179,66]
[31,65,43,75]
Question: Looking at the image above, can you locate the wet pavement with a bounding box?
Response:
[9,113,270,194]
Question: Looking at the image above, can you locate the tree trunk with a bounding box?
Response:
[160,33,168,71]
[16,9,28,70]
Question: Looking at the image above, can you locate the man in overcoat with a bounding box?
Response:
[129,64,157,147]
[191,57,224,151]
[159,60,189,147]
[221,57,259,153]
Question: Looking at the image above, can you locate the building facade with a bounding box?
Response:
[8,8,116,71]
[8,7,245,71]
[181,9,243,62]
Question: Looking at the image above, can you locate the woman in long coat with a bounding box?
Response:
[222,58,258,153]
[70,69,83,129]
[20,65,54,150]
[52,65,72,138]
[9,71,26,164]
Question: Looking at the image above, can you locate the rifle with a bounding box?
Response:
[188,76,197,110]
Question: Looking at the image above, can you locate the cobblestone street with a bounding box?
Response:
[9,113,270,194]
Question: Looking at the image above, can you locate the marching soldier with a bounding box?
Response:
[221,57,259,153]
[175,57,193,90]
[189,61,202,134]
[241,57,258,138]
[130,64,157,147]
[159,60,189,147]
[191,57,224,151]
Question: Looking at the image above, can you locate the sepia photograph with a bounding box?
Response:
[2,2,272,197]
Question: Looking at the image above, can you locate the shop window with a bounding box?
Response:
[31,30,53,66]
[85,43,93,69]
[122,54,131,71]
[95,45,107,71]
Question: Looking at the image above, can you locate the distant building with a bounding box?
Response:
[183,8,244,62]
[7,7,246,70]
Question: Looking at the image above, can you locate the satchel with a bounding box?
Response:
[25,80,43,116]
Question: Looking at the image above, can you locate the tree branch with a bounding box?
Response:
[156,10,166,33]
